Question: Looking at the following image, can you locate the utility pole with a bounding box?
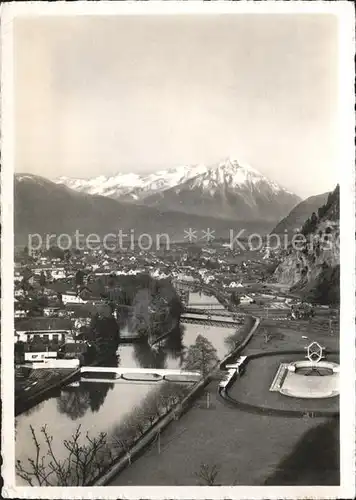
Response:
[157,429,161,455]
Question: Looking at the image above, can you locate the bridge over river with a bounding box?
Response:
[183,306,239,317]
[181,313,243,328]
[80,366,201,382]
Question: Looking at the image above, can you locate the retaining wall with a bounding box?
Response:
[93,314,259,485]
[219,349,340,418]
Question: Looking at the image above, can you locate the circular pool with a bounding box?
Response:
[280,360,339,399]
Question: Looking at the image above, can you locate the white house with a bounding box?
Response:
[239,294,254,304]
[15,309,28,319]
[51,269,66,280]
[228,282,243,288]
[14,272,22,283]
[61,292,88,305]
[73,317,91,329]
[14,288,25,298]
[43,305,62,317]
[15,317,73,343]
[24,351,57,362]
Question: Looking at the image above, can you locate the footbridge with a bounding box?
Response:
[181,314,243,328]
[187,302,226,309]
[184,307,236,317]
[119,332,143,343]
[80,366,201,382]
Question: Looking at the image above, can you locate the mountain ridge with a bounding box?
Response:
[274,186,340,304]
[14,173,275,245]
[54,158,300,221]
[271,192,330,235]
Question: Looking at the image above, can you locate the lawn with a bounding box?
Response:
[109,377,338,486]
[107,317,339,486]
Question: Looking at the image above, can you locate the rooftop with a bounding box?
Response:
[15,317,73,332]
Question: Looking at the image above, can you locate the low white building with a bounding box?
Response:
[239,294,254,304]
[14,272,22,283]
[228,282,243,288]
[51,269,66,280]
[15,309,28,318]
[61,292,88,305]
[73,317,91,329]
[43,306,61,317]
[15,317,73,343]
[24,351,57,362]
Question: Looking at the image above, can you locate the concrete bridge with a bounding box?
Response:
[80,366,201,382]
[187,302,226,309]
[119,333,143,343]
[181,314,243,328]
[184,307,235,317]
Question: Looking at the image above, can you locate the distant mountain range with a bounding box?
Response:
[55,158,301,222]
[271,192,330,235]
[56,163,208,201]
[14,173,273,244]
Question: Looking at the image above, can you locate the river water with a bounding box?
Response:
[15,291,237,482]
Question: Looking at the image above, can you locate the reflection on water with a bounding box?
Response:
[57,356,118,420]
[16,291,237,480]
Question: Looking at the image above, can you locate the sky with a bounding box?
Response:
[14,14,339,198]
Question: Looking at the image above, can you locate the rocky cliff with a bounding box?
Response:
[271,192,329,235]
[274,186,339,304]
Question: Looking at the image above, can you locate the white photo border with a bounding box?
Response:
[1,1,355,499]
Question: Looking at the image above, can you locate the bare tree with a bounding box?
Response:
[111,436,132,465]
[195,462,220,485]
[264,332,272,343]
[16,424,112,486]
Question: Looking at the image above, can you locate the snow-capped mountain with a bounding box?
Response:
[15,172,274,244]
[55,164,207,201]
[55,172,144,199]
[143,158,301,221]
[54,158,300,221]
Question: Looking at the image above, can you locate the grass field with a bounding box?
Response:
[109,322,339,486]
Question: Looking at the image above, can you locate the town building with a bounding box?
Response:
[15,317,73,343]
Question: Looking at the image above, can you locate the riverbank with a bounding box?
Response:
[108,377,335,486]
[108,322,338,486]
[15,366,80,416]
[15,287,259,486]
[15,346,119,416]
[97,315,259,485]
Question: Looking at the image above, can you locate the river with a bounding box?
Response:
[15,290,237,483]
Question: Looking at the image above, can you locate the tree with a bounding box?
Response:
[195,463,220,485]
[311,211,318,227]
[47,245,65,260]
[16,424,113,486]
[183,335,219,378]
[64,249,71,262]
[230,291,240,306]
[39,272,46,289]
[90,313,120,343]
[75,270,85,287]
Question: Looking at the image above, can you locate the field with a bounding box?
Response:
[109,321,339,486]
[109,377,338,486]
[245,317,339,353]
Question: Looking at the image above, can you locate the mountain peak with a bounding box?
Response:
[219,157,262,176]
[51,157,299,217]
